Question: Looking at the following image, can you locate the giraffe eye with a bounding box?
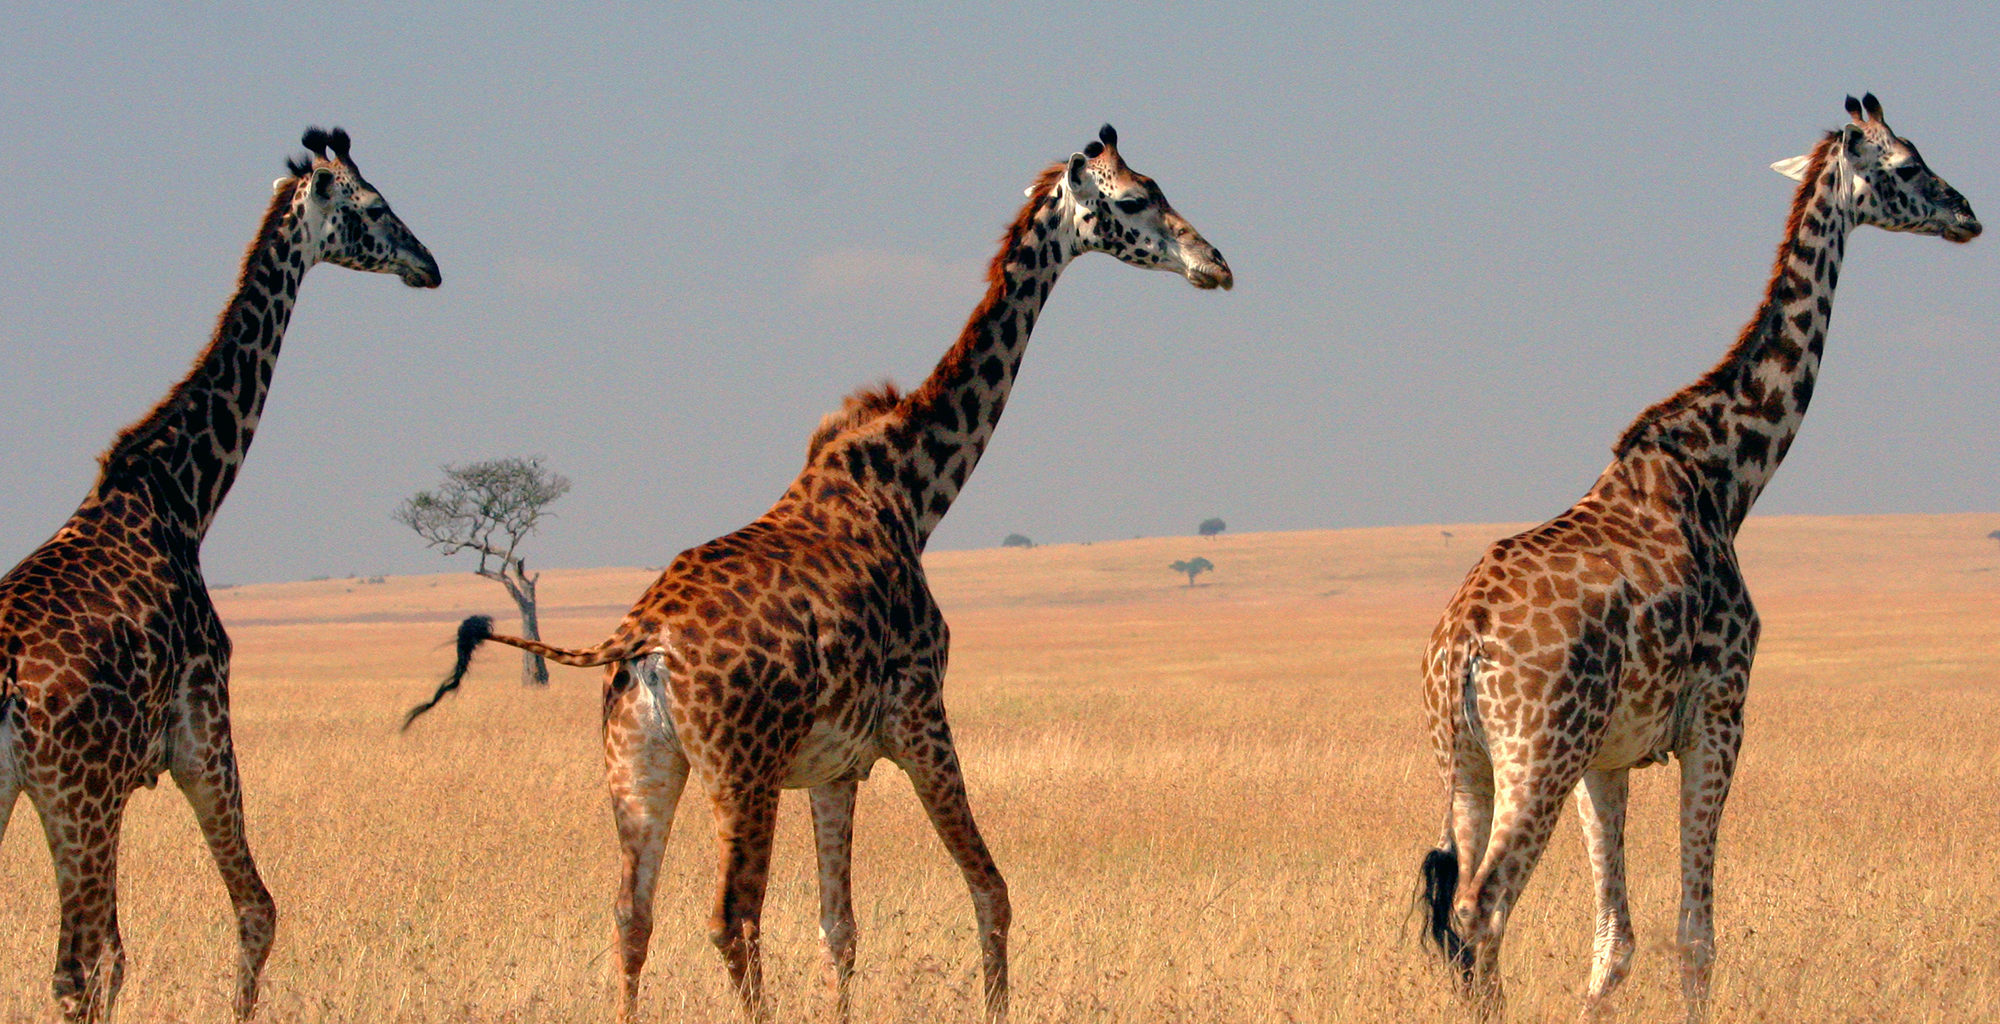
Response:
[1113,197,1149,215]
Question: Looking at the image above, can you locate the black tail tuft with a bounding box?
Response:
[402,615,495,731]
[1420,846,1473,985]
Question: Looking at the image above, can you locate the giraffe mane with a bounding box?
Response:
[97,177,301,474]
[897,160,1067,425]
[1613,130,1842,457]
[807,380,905,459]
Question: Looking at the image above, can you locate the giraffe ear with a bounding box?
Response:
[272,176,291,194]
[309,167,337,201]
[1769,154,1812,182]
[1064,152,1095,196]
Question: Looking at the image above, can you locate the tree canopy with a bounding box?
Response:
[1169,556,1215,586]
[393,456,571,686]
[393,457,571,579]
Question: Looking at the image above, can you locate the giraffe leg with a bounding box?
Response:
[0,733,19,846]
[173,730,276,1021]
[607,743,689,1024]
[1456,766,1580,1019]
[40,790,128,1023]
[809,781,859,1022]
[1575,767,1636,1012]
[900,742,1009,1022]
[1425,750,1493,990]
[1676,706,1743,1024]
[705,783,781,1023]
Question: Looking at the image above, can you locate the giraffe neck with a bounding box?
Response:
[890,171,1078,544]
[92,185,315,542]
[1614,133,1851,535]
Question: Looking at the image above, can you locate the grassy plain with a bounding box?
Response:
[3,514,1998,1022]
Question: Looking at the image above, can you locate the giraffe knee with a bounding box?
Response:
[980,879,1011,936]
[617,894,653,940]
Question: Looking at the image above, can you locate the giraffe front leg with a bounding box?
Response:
[1676,702,1743,1024]
[809,781,859,1022]
[899,738,1009,1022]
[41,788,130,1023]
[173,729,276,1021]
[1575,767,1636,1013]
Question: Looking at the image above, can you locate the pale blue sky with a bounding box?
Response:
[4,3,1996,584]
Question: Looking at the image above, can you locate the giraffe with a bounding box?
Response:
[1415,94,1978,1022]
[0,128,440,1022]
[402,123,1230,1022]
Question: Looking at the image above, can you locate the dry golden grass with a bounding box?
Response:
[4,514,1998,1022]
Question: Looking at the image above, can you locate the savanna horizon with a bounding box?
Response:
[4,514,1997,1022]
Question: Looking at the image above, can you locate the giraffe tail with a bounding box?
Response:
[1419,840,1473,984]
[400,614,657,731]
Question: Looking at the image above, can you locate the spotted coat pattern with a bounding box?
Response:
[403,124,1230,1023]
[1416,95,1978,1023]
[0,129,439,1023]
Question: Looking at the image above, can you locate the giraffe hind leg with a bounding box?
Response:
[1421,719,1494,996]
[705,782,781,1023]
[0,702,19,845]
[607,736,689,1024]
[40,788,130,1023]
[1456,759,1584,1019]
[1418,843,1473,984]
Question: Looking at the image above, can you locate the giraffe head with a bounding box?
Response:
[1772,94,1980,244]
[279,127,443,286]
[1057,124,1233,289]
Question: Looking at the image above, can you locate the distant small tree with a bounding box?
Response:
[1002,533,1034,549]
[1198,517,1227,537]
[1169,556,1214,587]
[394,456,571,686]
[1988,529,2000,548]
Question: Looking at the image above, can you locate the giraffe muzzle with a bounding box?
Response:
[398,250,443,288]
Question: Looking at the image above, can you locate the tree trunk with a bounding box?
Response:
[508,568,550,687]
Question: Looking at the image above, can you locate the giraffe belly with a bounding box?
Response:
[782,720,881,789]
[1591,686,1685,769]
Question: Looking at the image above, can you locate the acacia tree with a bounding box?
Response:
[1198,517,1226,537]
[1169,556,1214,587]
[394,457,571,686]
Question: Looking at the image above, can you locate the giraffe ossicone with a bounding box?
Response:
[402,123,1229,1023]
[0,127,437,1024]
[1415,94,1976,1024]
